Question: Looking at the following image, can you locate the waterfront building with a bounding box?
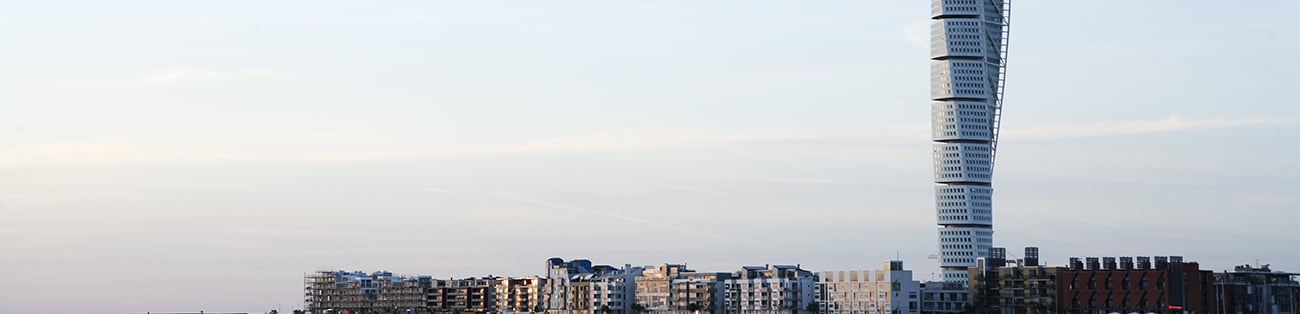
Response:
[427,277,501,313]
[928,0,1012,285]
[497,276,547,313]
[544,258,597,312]
[968,248,1061,314]
[304,270,431,314]
[723,265,816,314]
[632,264,734,314]
[816,260,921,314]
[635,264,690,312]
[568,265,644,314]
[1058,255,1217,313]
[1215,264,1300,314]
[919,281,971,313]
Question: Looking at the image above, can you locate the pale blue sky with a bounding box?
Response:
[2,1,1297,313]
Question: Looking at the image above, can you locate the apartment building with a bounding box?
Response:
[1216,264,1300,314]
[724,265,816,314]
[567,266,644,314]
[304,270,431,314]
[919,281,970,314]
[967,247,1061,314]
[817,260,921,314]
[1057,256,1217,313]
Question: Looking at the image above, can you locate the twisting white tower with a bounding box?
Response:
[929,0,1010,285]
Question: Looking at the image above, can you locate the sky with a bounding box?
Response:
[1,0,1297,313]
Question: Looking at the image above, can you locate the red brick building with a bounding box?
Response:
[1058,256,1217,313]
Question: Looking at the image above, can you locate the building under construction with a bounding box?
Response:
[305,270,546,314]
[304,270,431,314]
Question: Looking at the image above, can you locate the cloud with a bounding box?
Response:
[1003,116,1290,140]
[17,66,291,93]
[1,116,1288,170]
[0,132,920,170]
[494,193,756,246]
[667,186,728,196]
[135,66,288,86]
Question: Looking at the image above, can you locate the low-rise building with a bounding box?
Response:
[545,258,598,312]
[1215,264,1300,314]
[1058,256,1217,313]
[919,281,969,313]
[304,270,431,314]
[568,265,644,314]
[427,277,500,313]
[635,264,691,312]
[633,263,734,314]
[817,260,921,314]
[672,271,732,313]
[968,247,1060,314]
[497,276,547,313]
[724,265,816,314]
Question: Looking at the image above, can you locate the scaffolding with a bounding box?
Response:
[305,270,429,314]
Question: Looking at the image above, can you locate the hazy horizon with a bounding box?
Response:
[2,1,1297,313]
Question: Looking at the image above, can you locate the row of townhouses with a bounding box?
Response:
[304,252,1298,314]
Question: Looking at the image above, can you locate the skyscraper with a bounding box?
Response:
[928,0,1010,285]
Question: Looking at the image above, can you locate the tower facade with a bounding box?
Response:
[929,0,1010,285]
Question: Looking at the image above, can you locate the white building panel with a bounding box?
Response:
[930,101,994,141]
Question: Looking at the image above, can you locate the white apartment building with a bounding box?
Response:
[723,265,816,314]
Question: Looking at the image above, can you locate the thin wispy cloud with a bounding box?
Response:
[421,187,455,194]
[17,66,290,93]
[2,116,1288,170]
[1003,116,1291,140]
[495,193,756,247]
[666,186,728,196]
[135,66,288,86]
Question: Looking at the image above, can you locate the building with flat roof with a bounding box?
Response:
[304,270,431,314]
[1058,256,1217,313]
[816,260,921,314]
[724,265,816,314]
[968,247,1060,314]
[1215,263,1300,314]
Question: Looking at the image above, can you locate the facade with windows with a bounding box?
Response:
[816,261,920,314]
[968,258,1061,313]
[304,270,431,314]
[545,258,597,312]
[1057,256,1216,313]
[633,264,734,314]
[928,0,1011,285]
[1215,264,1300,314]
[723,265,816,314]
[567,266,644,314]
[304,270,545,314]
[920,281,971,313]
